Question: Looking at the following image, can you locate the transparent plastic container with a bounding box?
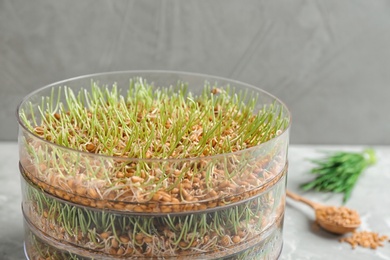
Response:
[17,71,290,259]
[22,166,285,259]
[24,221,283,260]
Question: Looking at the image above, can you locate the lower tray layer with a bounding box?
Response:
[24,213,284,260]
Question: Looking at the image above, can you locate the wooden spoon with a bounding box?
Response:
[286,190,361,235]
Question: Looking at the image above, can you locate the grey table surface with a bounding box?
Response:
[1,142,389,260]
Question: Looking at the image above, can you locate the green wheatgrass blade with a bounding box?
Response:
[301,148,376,203]
[25,78,288,159]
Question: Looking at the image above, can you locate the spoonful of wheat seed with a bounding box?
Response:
[286,190,361,235]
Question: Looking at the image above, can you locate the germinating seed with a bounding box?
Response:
[27,81,289,159]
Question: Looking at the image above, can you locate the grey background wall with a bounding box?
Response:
[2,0,390,144]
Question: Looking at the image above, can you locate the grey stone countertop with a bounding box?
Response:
[1,142,389,260]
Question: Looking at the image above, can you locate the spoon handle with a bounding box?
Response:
[286,190,321,209]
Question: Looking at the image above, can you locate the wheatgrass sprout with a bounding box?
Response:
[19,77,288,211]
[21,78,288,159]
[24,175,282,257]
